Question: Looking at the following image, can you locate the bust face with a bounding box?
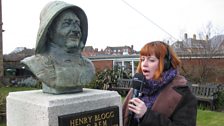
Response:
[49,9,82,53]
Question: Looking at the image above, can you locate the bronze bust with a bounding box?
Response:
[22,1,95,94]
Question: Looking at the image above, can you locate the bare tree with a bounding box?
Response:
[177,22,224,84]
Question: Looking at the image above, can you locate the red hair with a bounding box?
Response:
[136,41,181,80]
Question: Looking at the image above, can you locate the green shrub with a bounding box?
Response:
[0,94,6,112]
[86,69,120,89]
[0,93,6,123]
[86,68,132,90]
[216,90,224,111]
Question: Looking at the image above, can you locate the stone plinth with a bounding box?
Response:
[7,88,122,126]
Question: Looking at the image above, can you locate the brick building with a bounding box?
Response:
[104,45,135,55]
[82,45,136,57]
[171,33,224,55]
[2,41,224,84]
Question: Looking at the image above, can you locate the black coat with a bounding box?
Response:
[123,75,197,126]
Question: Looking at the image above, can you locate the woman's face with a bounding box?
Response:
[140,55,159,80]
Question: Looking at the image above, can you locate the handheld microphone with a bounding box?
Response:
[127,73,146,125]
[132,73,146,98]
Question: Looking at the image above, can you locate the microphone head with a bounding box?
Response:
[133,73,145,80]
[132,73,145,90]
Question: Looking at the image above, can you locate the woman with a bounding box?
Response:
[123,41,197,126]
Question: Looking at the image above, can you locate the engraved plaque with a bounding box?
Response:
[58,106,119,126]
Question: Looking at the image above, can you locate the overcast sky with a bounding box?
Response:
[2,0,224,54]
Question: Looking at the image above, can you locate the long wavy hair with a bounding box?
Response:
[136,41,181,80]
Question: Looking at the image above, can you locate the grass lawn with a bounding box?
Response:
[1,109,224,126]
[197,109,224,126]
[0,122,6,126]
[0,87,38,96]
[1,90,224,126]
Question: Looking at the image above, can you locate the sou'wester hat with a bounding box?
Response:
[35,1,88,54]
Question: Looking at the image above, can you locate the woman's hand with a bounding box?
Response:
[128,98,147,118]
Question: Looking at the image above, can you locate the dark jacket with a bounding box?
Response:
[123,75,197,126]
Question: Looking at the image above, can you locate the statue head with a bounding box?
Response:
[35,1,88,54]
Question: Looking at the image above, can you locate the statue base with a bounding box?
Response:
[7,88,122,126]
[42,83,83,94]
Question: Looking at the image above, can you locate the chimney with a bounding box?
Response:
[184,33,188,40]
[206,35,209,42]
[193,34,196,40]
[131,45,134,54]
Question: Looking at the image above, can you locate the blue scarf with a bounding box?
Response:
[139,68,177,109]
